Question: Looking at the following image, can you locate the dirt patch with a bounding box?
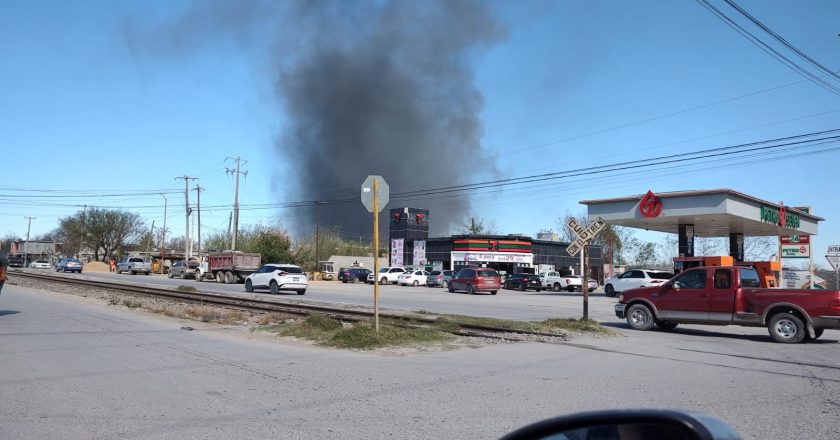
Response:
[83,261,109,272]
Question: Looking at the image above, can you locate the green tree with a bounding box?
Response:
[56,208,145,260]
[633,242,658,267]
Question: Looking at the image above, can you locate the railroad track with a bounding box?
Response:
[10,271,568,341]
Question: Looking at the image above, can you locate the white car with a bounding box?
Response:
[397,270,429,286]
[29,259,51,269]
[369,267,406,284]
[604,269,673,297]
[244,264,308,295]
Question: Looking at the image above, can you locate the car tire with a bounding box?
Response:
[448,284,455,293]
[380,277,388,285]
[180,272,187,280]
[626,304,654,331]
[245,279,254,292]
[129,269,135,275]
[536,288,542,292]
[269,280,279,295]
[442,280,448,289]
[516,284,524,292]
[553,283,561,292]
[224,271,235,284]
[655,320,678,330]
[297,289,306,295]
[342,280,347,283]
[490,290,497,295]
[413,280,419,287]
[605,284,615,297]
[196,273,203,282]
[167,271,174,279]
[467,284,475,295]
[768,313,806,343]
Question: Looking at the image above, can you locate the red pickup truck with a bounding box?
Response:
[614,266,840,343]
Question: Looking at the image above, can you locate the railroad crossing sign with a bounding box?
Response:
[361,175,389,213]
[566,217,607,256]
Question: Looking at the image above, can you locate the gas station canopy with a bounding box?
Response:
[580,189,822,237]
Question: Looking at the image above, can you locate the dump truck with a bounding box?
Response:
[195,251,261,284]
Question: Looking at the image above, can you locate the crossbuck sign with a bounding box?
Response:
[566,217,607,256]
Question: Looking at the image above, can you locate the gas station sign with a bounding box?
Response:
[780,235,810,258]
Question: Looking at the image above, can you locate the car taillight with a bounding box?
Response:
[831,300,840,312]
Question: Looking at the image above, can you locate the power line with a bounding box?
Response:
[722,0,840,82]
[696,0,840,96]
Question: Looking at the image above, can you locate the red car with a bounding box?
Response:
[615,265,840,343]
[448,267,501,295]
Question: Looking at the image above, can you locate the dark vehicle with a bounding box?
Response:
[448,267,501,295]
[339,267,371,283]
[168,260,199,279]
[426,270,455,287]
[55,257,83,273]
[504,273,542,292]
[8,255,24,268]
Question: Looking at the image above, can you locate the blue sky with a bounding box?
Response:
[2,0,839,267]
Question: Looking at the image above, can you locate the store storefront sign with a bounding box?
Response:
[760,205,800,229]
[451,251,533,265]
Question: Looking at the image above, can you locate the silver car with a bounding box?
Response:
[168,260,199,279]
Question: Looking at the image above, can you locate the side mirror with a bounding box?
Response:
[500,409,741,440]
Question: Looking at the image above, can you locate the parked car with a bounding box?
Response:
[448,267,501,295]
[116,257,152,275]
[426,270,455,287]
[244,263,308,295]
[604,269,673,297]
[397,270,429,286]
[168,260,199,279]
[338,267,371,283]
[55,257,83,273]
[504,273,543,292]
[369,266,406,284]
[29,259,51,269]
[8,255,24,268]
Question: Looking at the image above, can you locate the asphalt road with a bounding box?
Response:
[25,268,620,322]
[2,283,839,439]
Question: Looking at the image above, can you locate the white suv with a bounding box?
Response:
[367,267,406,285]
[245,264,308,295]
[604,269,673,297]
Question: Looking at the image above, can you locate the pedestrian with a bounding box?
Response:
[109,258,116,273]
[0,243,9,295]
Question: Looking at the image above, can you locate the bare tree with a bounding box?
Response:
[744,236,776,261]
[454,214,498,236]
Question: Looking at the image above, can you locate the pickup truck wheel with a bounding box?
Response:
[244,279,254,292]
[269,280,279,295]
[180,272,186,279]
[768,313,806,343]
[553,283,561,292]
[655,320,678,330]
[129,269,136,275]
[626,304,654,331]
[605,284,615,297]
[195,273,202,282]
[167,271,174,279]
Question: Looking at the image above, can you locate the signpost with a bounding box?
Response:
[566,217,607,319]
[827,245,840,290]
[361,175,389,332]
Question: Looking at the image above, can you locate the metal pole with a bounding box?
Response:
[226,157,247,251]
[24,216,35,268]
[373,178,380,332]
[809,240,814,289]
[583,245,589,320]
[315,202,320,272]
[194,187,203,256]
[159,194,167,274]
[184,178,190,260]
[144,220,155,262]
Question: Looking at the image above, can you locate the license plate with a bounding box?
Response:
[292,277,300,281]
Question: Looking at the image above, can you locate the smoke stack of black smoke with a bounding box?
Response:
[280,0,504,237]
[130,0,504,237]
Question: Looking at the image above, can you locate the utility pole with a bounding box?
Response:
[193,186,204,256]
[79,205,87,258]
[315,201,321,272]
[24,216,35,268]
[144,220,155,262]
[175,176,198,260]
[226,157,248,251]
[227,212,233,249]
[159,194,167,274]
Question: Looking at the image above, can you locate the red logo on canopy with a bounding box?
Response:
[639,190,663,218]
[394,212,402,223]
[778,204,786,228]
[415,213,424,224]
